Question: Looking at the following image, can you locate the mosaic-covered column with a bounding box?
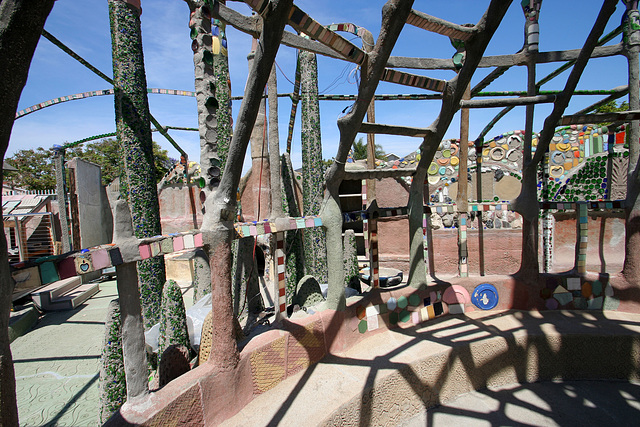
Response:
[187,0,232,301]
[299,49,328,284]
[188,0,232,197]
[542,212,554,272]
[281,152,305,302]
[622,0,640,282]
[109,0,166,329]
[575,202,588,274]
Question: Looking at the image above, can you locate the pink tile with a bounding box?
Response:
[411,312,420,324]
[91,249,110,269]
[173,236,184,252]
[139,244,151,259]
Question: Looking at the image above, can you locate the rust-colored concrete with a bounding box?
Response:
[378,225,523,276]
[553,214,625,273]
[239,160,272,221]
[376,177,409,208]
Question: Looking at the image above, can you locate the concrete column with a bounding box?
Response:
[53,147,71,252]
[116,262,149,399]
[623,1,640,282]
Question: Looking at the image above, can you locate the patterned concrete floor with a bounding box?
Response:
[400,380,640,426]
[11,280,118,426]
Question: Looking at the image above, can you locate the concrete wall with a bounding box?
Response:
[67,158,112,248]
[158,184,202,234]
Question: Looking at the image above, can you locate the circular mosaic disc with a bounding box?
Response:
[428,162,438,175]
[506,149,521,163]
[443,285,470,305]
[507,135,522,149]
[490,147,505,161]
[549,165,564,178]
[551,151,565,165]
[471,283,499,310]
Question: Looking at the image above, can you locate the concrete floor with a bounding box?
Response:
[11,280,118,426]
[400,380,640,426]
[10,277,195,427]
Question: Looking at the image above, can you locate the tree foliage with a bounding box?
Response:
[594,99,629,114]
[4,139,174,190]
[593,100,629,126]
[351,137,386,160]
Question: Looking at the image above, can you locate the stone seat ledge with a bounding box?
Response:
[108,309,640,426]
[222,310,640,427]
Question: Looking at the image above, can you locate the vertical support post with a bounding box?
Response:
[53,147,71,253]
[543,212,554,272]
[362,178,378,287]
[14,216,26,262]
[47,213,56,254]
[285,55,301,154]
[423,206,435,277]
[458,84,470,277]
[475,143,485,275]
[623,0,640,282]
[518,0,542,277]
[246,38,271,221]
[576,202,588,274]
[361,29,377,204]
[361,179,369,260]
[68,166,81,250]
[458,213,468,277]
[274,231,286,320]
[115,261,149,400]
[268,65,283,219]
[369,215,379,288]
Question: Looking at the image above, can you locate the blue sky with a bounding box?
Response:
[9,1,631,172]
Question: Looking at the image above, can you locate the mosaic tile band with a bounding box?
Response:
[287,6,365,64]
[381,69,446,92]
[16,88,196,119]
[406,11,473,41]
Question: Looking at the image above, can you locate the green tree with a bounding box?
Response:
[351,137,386,160]
[594,99,629,114]
[4,139,173,189]
[81,138,173,185]
[5,146,82,190]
